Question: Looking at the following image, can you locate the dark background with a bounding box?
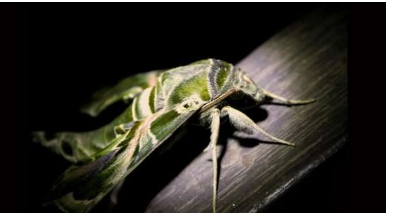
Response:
[15,3,385,213]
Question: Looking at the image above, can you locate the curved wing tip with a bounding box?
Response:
[80,107,100,117]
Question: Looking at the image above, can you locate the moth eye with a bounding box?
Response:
[183,103,190,108]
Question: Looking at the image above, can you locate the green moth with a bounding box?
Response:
[33,59,315,212]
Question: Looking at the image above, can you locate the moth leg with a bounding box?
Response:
[221,106,295,146]
[206,108,221,213]
[262,89,315,105]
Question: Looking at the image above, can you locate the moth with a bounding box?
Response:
[33,59,315,212]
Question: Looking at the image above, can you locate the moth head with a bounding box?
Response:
[232,70,265,105]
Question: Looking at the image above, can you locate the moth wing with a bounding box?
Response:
[81,70,162,117]
[42,123,139,212]
[43,99,206,212]
[32,119,139,164]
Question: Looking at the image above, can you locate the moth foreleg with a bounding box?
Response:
[221,106,295,146]
[206,108,221,213]
[262,89,315,105]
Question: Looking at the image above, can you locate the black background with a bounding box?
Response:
[12,3,385,213]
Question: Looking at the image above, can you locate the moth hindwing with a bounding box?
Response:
[34,58,315,212]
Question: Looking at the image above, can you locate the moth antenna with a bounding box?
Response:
[262,89,316,105]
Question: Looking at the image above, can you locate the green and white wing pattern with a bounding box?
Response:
[81,70,161,117]
[33,105,136,163]
[35,59,235,212]
[33,71,161,163]
[43,103,204,212]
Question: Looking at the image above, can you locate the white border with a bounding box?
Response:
[0,0,387,3]
[12,0,392,218]
[386,0,393,217]
[0,213,391,220]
